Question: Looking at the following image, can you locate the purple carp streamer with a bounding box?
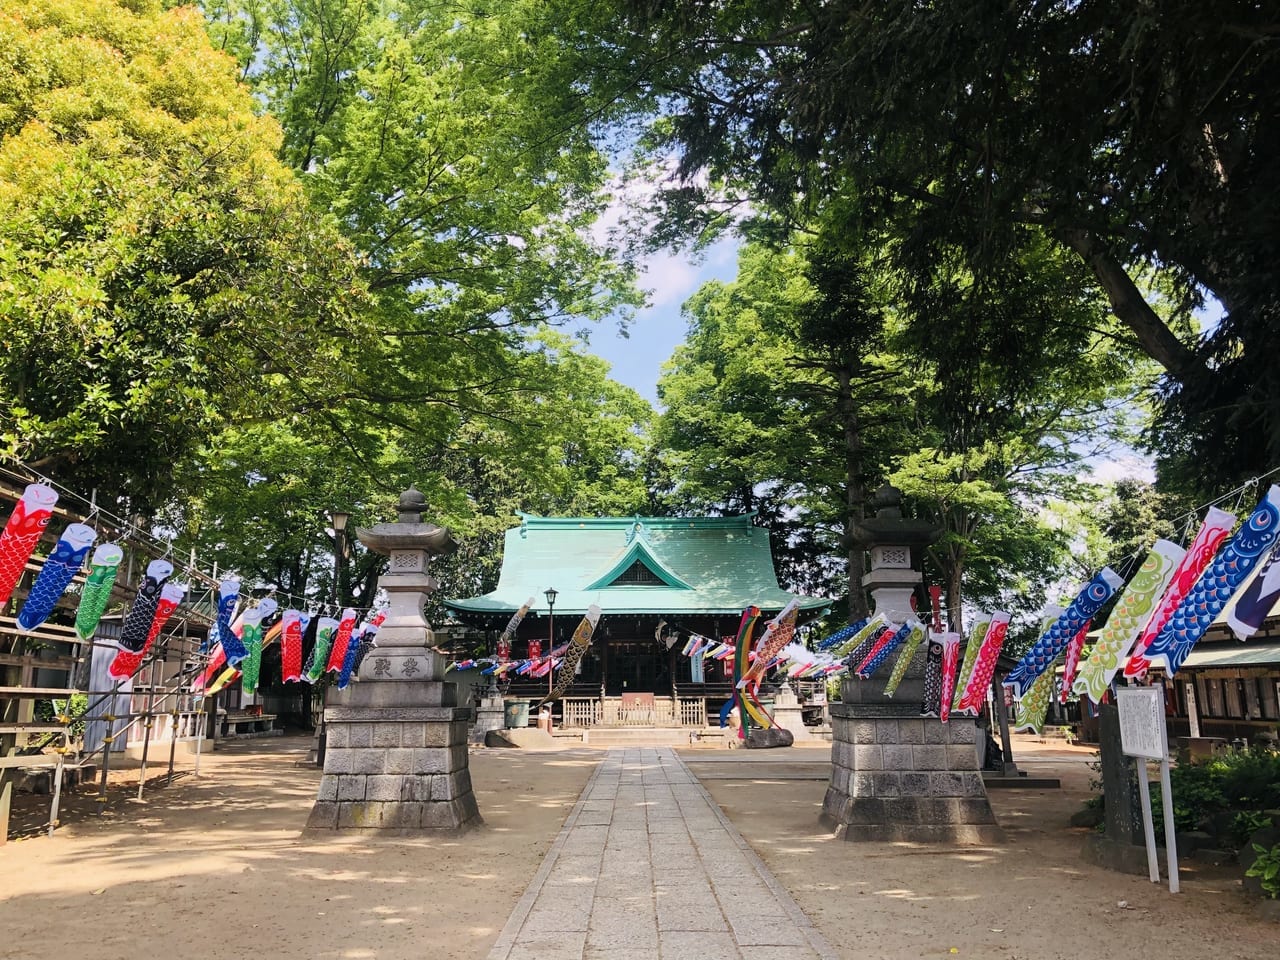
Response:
[17,523,96,632]
[1226,539,1280,641]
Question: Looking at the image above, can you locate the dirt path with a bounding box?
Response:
[691,741,1276,960]
[1,735,1275,960]
[0,737,597,960]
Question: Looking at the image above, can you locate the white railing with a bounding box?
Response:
[561,697,707,728]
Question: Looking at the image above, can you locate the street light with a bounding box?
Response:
[331,510,350,606]
[544,587,558,699]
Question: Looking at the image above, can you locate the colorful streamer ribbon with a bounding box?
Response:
[1124,508,1235,679]
[1003,567,1123,697]
[325,607,359,673]
[855,620,916,678]
[954,611,1011,715]
[118,559,174,653]
[949,612,991,714]
[1072,539,1183,703]
[883,620,927,698]
[817,617,871,651]
[280,609,304,682]
[838,613,889,663]
[239,607,266,696]
[1142,485,1280,676]
[75,543,123,641]
[0,483,58,607]
[351,609,387,676]
[305,617,340,682]
[109,582,185,679]
[919,632,955,718]
[937,631,962,722]
[1226,539,1280,641]
[17,522,96,632]
[540,605,602,704]
[1058,618,1090,704]
[723,606,761,735]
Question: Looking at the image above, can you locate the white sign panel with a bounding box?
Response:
[1117,687,1168,760]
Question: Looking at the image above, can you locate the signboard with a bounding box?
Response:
[1117,686,1168,760]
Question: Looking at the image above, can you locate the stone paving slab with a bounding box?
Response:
[485,747,836,960]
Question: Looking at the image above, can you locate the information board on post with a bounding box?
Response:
[1117,687,1167,760]
[1117,685,1179,893]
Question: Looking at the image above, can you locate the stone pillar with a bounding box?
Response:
[770,681,813,741]
[471,679,506,744]
[820,485,1002,843]
[307,488,481,833]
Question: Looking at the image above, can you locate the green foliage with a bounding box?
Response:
[0,0,369,508]
[1246,844,1280,900]
[35,693,87,739]
[1234,811,1275,850]
[1153,748,1280,839]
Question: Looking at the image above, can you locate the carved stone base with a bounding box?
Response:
[820,704,1003,844]
[471,695,506,744]
[306,681,481,833]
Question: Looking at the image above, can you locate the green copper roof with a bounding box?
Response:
[444,514,829,618]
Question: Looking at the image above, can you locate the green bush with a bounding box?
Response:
[34,694,88,740]
[1246,843,1280,899]
[1149,747,1280,841]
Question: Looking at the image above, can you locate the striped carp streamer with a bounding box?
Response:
[17,522,96,632]
[118,559,174,653]
[0,483,58,607]
[540,605,602,705]
[1124,508,1235,679]
[1141,485,1280,676]
[1072,539,1183,704]
[75,543,124,641]
[497,597,535,663]
[110,582,185,679]
[1003,568,1123,698]
[919,632,952,718]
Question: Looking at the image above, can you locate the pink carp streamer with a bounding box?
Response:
[1124,507,1234,679]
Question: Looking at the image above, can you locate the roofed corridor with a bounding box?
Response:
[485,746,836,960]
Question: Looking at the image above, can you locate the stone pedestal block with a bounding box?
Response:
[305,486,481,833]
[770,683,813,741]
[821,703,1002,844]
[472,695,506,744]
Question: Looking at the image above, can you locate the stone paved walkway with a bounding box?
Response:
[485,747,836,960]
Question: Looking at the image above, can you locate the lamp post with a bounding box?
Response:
[544,587,558,699]
[331,510,350,607]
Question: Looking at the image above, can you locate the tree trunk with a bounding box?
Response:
[838,367,870,621]
[944,551,965,634]
[1059,227,1206,382]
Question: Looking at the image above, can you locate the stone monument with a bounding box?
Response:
[307,487,481,832]
[821,484,1002,843]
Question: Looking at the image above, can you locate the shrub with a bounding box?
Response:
[1246,843,1280,900]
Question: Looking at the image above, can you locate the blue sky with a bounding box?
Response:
[583,237,740,407]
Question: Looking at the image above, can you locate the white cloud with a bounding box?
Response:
[643,251,702,307]
[1088,453,1156,485]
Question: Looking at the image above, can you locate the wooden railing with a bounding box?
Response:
[560,696,707,728]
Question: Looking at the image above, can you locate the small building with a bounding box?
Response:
[444,513,829,726]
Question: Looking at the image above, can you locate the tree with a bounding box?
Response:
[579,0,1279,488]
[197,0,644,457]
[0,0,369,508]
[652,237,914,617]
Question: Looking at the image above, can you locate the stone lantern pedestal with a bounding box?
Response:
[820,485,1001,843]
[306,488,481,832]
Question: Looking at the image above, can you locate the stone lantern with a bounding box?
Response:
[307,487,481,832]
[820,484,1001,843]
